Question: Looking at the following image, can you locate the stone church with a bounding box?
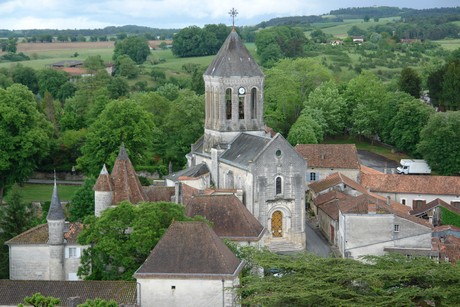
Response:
[183,29,307,251]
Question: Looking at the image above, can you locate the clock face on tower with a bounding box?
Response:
[238,87,246,95]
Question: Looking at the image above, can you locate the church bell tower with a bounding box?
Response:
[202,19,265,153]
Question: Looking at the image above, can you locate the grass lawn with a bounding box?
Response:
[435,39,460,51]
[323,135,411,162]
[17,184,81,203]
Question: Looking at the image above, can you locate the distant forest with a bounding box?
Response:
[0,6,458,41]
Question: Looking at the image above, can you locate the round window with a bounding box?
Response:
[275,149,282,157]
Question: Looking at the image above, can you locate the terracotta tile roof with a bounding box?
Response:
[433,225,460,233]
[144,186,175,202]
[6,222,83,245]
[314,190,347,207]
[111,145,147,204]
[411,198,460,216]
[0,280,136,305]
[318,199,340,220]
[185,195,264,241]
[432,235,460,264]
[134,221,243,279]
[360,165,383,174]
[294,144,360,169]
[360,173,460,196]
[93,164,113,192]
[308,172,368,194]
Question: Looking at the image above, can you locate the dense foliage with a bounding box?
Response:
[0,84,53,200]
[68,178,96,222]
[77,201,193,280]
[417,111,460,175]
[113,36,150,65]
[238,248,460,306]
[172,24,230,57]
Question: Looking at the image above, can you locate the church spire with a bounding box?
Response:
[47,171,65,221]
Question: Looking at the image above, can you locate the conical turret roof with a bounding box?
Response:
[111,144,147,204]
[204,29,263,78]
[47,177,65,221]
[93,164,114,192]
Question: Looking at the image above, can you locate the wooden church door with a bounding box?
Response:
[271,211,283,237]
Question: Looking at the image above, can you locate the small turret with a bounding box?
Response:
[47,175,65,280]
[94,164,114,217]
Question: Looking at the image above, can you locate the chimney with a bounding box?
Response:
[386,196,391,206]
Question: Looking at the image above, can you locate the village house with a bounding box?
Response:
[295,144,361,183]
[6,181,87,281]
[360,173,460,210]
[309,174,433,259]
[134,221,244,307]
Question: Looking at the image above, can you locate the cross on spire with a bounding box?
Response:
[229,8,238,29]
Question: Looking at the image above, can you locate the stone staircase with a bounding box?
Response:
[268,239,304,253]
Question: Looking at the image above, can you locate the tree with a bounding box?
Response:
[255,26,307,66]
[77,201,193,280]
[347,25,367,37]
[113,36,150,65]
[113,54,139,79]
[11,64,38,93]
[0,84,53,200]
[343,72,388,139]
[304,81,347,136]
[417,111,460,175]
[441,60,460,110]
[310,29,327,43]
[389,99,434,155]
[238,248,460,306]
[161,90,204,169]
[264,58,332,135]
[84,55,105,73]
[0,184,38,278]
[77,99,158,176]
[287,110,324,145]
[398,67,421,98]
[19,293,60,307]
[172,24,230,57]
[37,68,70,99]
[68,178,96,222]
[107,76,130,99]
[79,299,117,307]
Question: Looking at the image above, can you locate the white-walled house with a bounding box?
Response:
[6,182,87,281]
[134,222,244,307]
[295,144,361,183]
[360,173,460,210]
[337,194,433,259]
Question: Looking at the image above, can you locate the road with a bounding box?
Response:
[305,219,332,257]
[357,150,399,173]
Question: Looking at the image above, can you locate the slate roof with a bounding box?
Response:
[294,144,360,169]
[308,172,369,194]
[410,198,460,216]
[5,222,83,245]
[204,29,263,78]
[0,280,136,305]
[185,194,264,241]
[134,221,243,279]
[360,173,460,195]
[164,162,209,182]
[220,133,271,168]
[47,181,65,221]
[110,145,147,204]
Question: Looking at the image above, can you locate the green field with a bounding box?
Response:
[17,184,81,203]
[435,39,460,51]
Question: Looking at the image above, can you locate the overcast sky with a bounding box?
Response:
[1,0,458,30]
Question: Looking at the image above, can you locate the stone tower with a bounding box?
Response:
[47,178,65,280]
[202,29,265,153]
[94,164,113,217]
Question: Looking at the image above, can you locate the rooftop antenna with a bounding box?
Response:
[229,8,238,30]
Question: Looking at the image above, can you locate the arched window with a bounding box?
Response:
[225,88,232,120]
[251,88,257,119]
[238,96,244,119]
[275,176,282,195]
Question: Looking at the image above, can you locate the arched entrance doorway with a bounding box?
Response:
[271,211,283,237]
